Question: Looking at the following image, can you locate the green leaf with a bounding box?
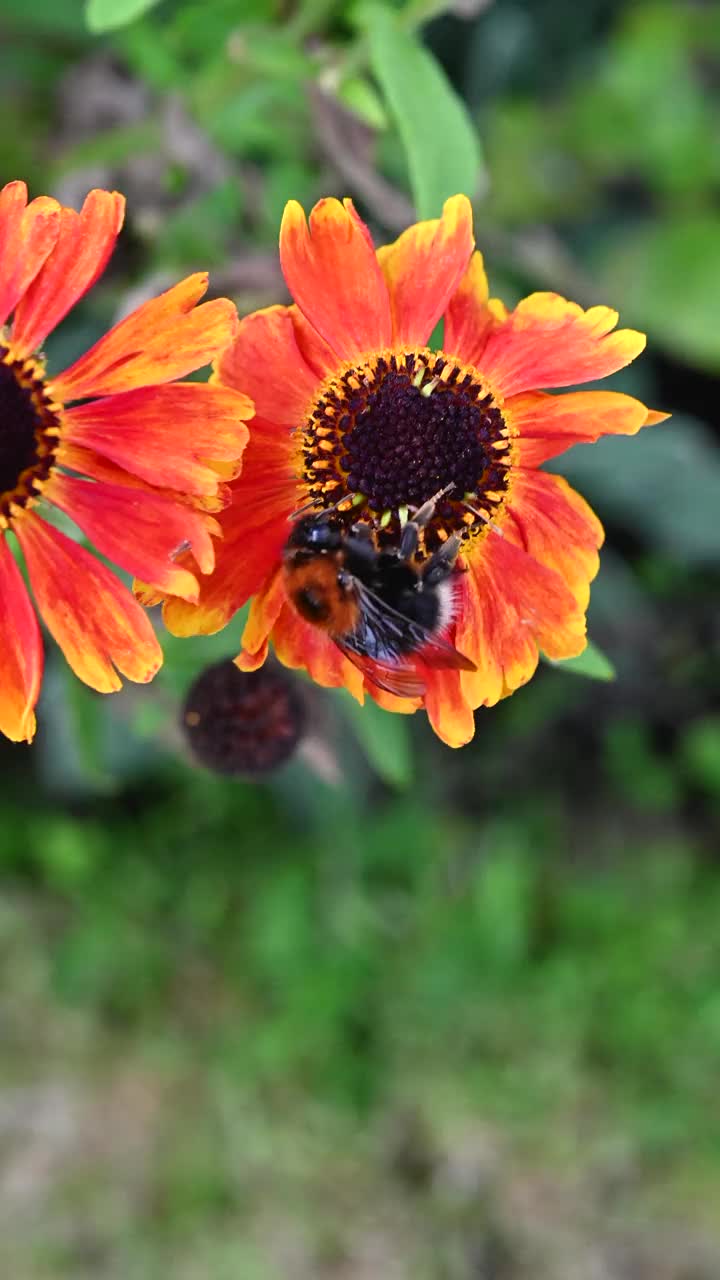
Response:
[85,0,164,34]
[546,640,616,682]
[360,2,483,218]
[337,75,388,131]
[340,692,413,788]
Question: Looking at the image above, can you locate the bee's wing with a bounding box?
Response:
[354,580,476,672]
[334,638,427,700]
[414,635,476,674]
[334,580,475,698]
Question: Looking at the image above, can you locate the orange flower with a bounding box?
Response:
[157,194,666,747]
[0,181,253,744]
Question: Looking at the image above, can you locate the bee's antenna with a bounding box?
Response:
[289,498,319,520]
[461,499,504,537]
[289,492,354,521]
[407,481,456,531]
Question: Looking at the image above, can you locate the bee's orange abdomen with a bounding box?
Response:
[283,557,360,635]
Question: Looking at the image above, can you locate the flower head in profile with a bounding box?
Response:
[156,194,666,747]
[0,181,253,743]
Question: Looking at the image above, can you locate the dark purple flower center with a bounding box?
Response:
[0,347,59,521]
[182,659,306,776]
[301,348,512,552]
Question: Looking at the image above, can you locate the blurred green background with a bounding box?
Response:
[1,0,720,1275]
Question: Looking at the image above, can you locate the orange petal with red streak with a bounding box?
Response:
[0,533,43,742]
[443,250,507,366]
[161,418,299,635]
[366,684,419,715]
[214,305,322,426]
[422,665,476,748]
[14,512,162,693]
[507,470,604,610]
[479,293,646,397]
[46,473,214,601]
[11,189,124,358]
[57,442,230,514]
[455,545,538,709]
[456,531,586,710]
[50,274,238,401]
[290,305,339,381]
[234,642,270,673]
[280,198,392,362]
[234,567,285,672]
[64,382,252,495]
[510,389,667,467]
[0,182,61,329]
[376,194,474,348]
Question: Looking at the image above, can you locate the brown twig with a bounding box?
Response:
[308,82,415,230]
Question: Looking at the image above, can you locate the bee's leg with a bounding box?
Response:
[398,519,421,561]
[349,521,374,542]
[398,482,455,561]
[421,533,462,587]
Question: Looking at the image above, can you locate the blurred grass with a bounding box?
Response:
[3,782,720,1274]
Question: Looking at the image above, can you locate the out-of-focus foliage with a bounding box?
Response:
[86,0,165,33]
[362,2,484,216]
[1,0,719,1275]
[546,638,616,681]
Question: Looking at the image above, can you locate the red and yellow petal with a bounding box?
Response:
[235,567,287,668]
[376,194,474,348]
[14,512,161,693]
[510,389,667,467]
[161,417,299,635]
[0,182,61,329]
[45,472,215,601]
[63,383,252,496]
[365,685,419,716]
[0,534,43,742]
[455,531,586,710]
[478,292,646,397]
[443,250,507,366]
[506,470,604,610]
[280,198,392,362]
[422,665,476,748]
[50,273,238,401]
[57,442,231,515]
[161,505,288,635]
[214,305,321,426]
[11,189,125,359]
[290,305,339,382]
[454,547,538,710]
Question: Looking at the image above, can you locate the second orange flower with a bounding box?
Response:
[0,181,252,743]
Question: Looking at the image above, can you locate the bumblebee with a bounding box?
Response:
[282,488,476,698]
